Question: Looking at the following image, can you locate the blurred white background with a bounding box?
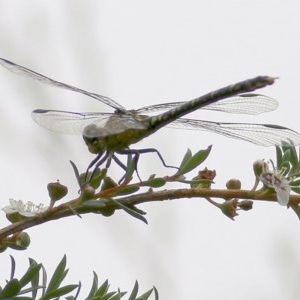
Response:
[0,1,300,299]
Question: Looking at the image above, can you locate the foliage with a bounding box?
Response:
[0,255,158,300]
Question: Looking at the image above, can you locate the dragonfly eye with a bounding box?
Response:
[83,135,106,154]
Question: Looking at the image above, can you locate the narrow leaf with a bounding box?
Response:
[136,287,154,300]
[10,255,16,280]
[178,146,212,175]
[143,177,166,188]
[0,278,21,298]
[128,281,139,300]
[111,185,140,197]
[178,148,192,170]
[86,271,98,299]
[94,279,109,297]
[45,255,67,294]
[41,284,78,299]
[109,199,148,224]
[275,146,283,167]
[29,258,40,299]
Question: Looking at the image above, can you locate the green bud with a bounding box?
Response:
[226,179,241,190]
[238,200,253,211]
[81,185,95,201]
[100,206,115,217]
[101,177,118,191]
[8,232,30,250]
[220,199,238,220]
[253,159,267,177]
[47,181,68,201]
[5,212,24,223]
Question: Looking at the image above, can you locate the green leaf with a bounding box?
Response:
[41,265,47,295]
[153,286,159,300]
[284,146,299,173]
[0,278,21,298]
[282,148,291,163]
[89,168,107,189]
[93,278,109,297]
[136,287,154,300]
[275,146,283,167]
[108,289,126,300]
[41,284,79,299]
[177,146,212,175]
[123,155,136,183]
[10,255,16,279]
[19,261,42,288]
[86,271,99,299]
[178,148,192,170]
[83,200,106,208]
[290,178,300,186]
[143,177,166,188]
[70,160,81,187]
[291,187,300,194]
[102,291,118,300]
[111,185,140,196]
[28,258,40,299]
[45,255,68,294]
[109,199,148,224]
[128,281,139,300]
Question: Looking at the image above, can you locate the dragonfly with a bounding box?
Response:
[1,58,299,176]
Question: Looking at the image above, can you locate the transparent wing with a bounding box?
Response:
[135,94,278,115]
[167,118,300,146]
[0,58,127,112]
[32,109,147,137]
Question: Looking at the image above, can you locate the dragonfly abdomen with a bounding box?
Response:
[148,76,276,130]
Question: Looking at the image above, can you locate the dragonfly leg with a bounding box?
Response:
[85,151,110,183]
[111,153,143,184]
[118,148,178,170]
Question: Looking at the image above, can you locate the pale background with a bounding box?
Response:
[0,1,300,299]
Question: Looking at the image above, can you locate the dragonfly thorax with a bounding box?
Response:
[83,123,149,154]
[82,114,152,154]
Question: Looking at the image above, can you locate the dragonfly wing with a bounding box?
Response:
[135,94,278,115]
[0,58,127,112]
[32,109,148,138]
[167,118,300,146]
[32,110,113,135]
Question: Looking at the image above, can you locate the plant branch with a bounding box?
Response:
[1,187,300,241]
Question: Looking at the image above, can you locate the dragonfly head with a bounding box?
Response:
[83,136,106,154]
[82,124,108,154]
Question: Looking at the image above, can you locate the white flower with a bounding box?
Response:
[2,199,48,217]
[259,162,291,206]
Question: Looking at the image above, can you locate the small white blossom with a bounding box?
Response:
[2,199,48,217]
[260,161,291,206]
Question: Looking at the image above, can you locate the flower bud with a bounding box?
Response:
[226,179,241,190]
[9,232,31,250]
[101,177,118,191]
[253,159,267,177]
[80,185,95,202]
[238,200,253,211]
[220,199,238,220]
[47,181,68,201]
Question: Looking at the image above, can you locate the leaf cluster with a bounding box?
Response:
[0,256,158,300]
